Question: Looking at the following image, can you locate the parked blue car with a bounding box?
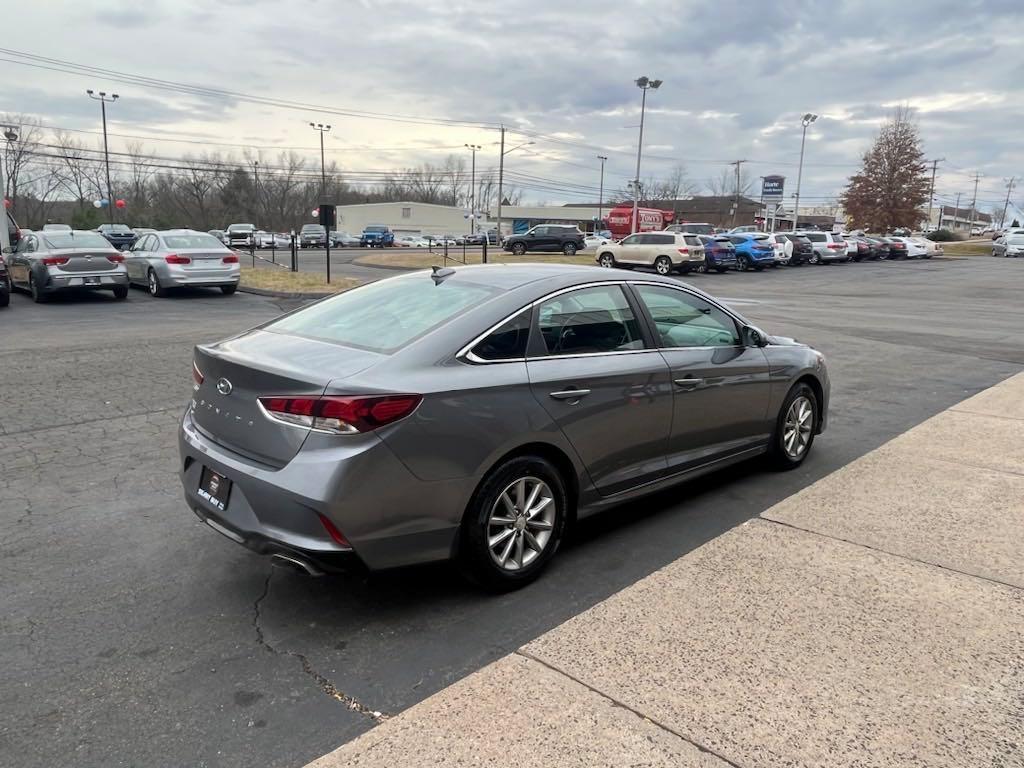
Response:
[699,235,738,272]
[728,233,775,271]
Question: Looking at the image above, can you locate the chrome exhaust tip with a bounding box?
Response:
[270,553,324,577]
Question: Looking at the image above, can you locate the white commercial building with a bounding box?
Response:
[333,202,473,238]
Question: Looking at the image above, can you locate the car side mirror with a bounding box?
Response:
[743,326,768,347]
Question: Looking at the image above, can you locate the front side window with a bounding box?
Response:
[535,285,644,357]
[634,285,740,349]
[470,309,531,361]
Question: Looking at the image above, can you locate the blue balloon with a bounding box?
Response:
[100,199,110,207]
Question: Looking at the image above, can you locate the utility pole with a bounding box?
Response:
[596,155,608,228]
[1001,177,1016,230]
[969,171,981,235]
[253,160,260,224]
[464,144,481,235]
[496,125,505,260]
[728,160,747,227]
[86,90,118,223]
[926,158,944,231]
[309,123,331,197]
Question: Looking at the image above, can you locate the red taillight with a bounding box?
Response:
[259,394,422,434]
[192,360,204,388]
[318,514,352,549]
[677,247,689,254]
[165,254,191,264]
[222,254,239,264]
[827,243,845,249]
[42,256,69,266]
[107,253,124,263]
[893,242,905,249]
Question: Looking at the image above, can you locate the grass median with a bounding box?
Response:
[239,266,360,294]
[942,240,995,257]
[354,250,598,270]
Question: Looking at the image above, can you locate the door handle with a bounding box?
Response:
[549,389,591,401]
[673,378,704,389]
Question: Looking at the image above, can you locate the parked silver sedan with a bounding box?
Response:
[125,229,240,297]
[4,229,129,302]
[180,264,830,590]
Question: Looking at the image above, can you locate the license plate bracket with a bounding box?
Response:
[198,466,232,511]
[84,276,101,285]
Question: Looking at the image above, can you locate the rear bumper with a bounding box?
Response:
[42,271,128,292]
[178,406,468,571]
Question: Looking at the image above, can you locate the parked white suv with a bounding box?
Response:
[764,232,794,264]
[595,231,706,275]
[795,231,849,264]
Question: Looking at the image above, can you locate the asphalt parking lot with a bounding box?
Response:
[2,257,1022,768]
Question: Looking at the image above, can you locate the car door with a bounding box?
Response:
[629,283,773,474]
[10,232,36,286]
[615,234,645,265]
[125,235,147,283]
[526,283,673,495]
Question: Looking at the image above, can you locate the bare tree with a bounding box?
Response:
[705,167,752,197]
[2,114,45,217]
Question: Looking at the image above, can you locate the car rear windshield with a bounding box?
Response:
[266,276,499,353]
[752,234,769,241]
[43,232,112,249]
[163,234,227,250]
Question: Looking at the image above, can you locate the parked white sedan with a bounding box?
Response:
[595,232,706,275]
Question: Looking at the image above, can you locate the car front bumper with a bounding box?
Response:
[178,406,469,572]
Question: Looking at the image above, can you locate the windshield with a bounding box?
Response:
[267,275,499,354]
[101,224,132,233]
[228,224,254,232]
[162,234,227,250]
[43,232,112,249]
[302,225,325,232]
[365,226,387,233]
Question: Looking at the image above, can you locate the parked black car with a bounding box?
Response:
[96,223,137,250]
[0,252,10,308]
[861,236,890,260]
[503,224,586,256]
[465,231,500,245]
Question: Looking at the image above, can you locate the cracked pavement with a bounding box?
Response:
[1,260,1022,768]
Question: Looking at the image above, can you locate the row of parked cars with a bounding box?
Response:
[0,226,240,306]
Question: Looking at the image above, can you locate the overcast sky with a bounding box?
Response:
[4,0,1024,213]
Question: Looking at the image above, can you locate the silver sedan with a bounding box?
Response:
[4,229,129,302]
[125,230,240,297]
[180,264,830,590]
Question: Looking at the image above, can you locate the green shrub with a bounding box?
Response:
[926,229,955,242]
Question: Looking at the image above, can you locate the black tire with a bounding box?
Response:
[767,382,819,470]
[654,255,673,276]
[737,254,750,271]
[754,264,765,271]
[459,455,568,591]
[0,289,8,308]
[597,252,616,269]
[715,266,728,273]
[148,269,167,298]
[29,274,47,303]
[221,284,237,295]
[562,242,577,256]
[511,242,527,256]
[112,285,128,300]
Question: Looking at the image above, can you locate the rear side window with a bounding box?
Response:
[535,285,644,356]
[267,276,499,354]
[470,309,531,361]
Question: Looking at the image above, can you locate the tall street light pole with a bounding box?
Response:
[597,155,608,228]
[792,112,817,232]
[465,143,481,235]
[631,76,662,234]
[309,123,331,197]
[86,89,118,223]
[494,128,533,262]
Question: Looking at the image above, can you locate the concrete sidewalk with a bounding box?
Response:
[308,373,1024,768]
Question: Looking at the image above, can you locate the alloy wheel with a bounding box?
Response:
[598,254,614,268]
[149,271,159,296]
[783,396,814,459]
[487,477,556,571]
[654,256,672,275]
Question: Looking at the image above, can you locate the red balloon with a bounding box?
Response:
[115,199,127,209]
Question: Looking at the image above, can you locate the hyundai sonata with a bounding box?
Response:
[180,264,829,589]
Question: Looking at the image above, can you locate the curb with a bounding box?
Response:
[238,285,336,300]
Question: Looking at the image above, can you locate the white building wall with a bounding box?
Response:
[333,202,471,238]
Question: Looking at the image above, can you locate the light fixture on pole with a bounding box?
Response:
[2,125,18,202]
[597,155,608,227]
[86,89,119,223]
[465,143,482,235]
[494,129,534,261]
[309,122,331,197]
[791,112,817,232]
[631,76,662,233]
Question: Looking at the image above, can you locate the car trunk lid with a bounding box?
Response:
[192,330,383,466]
[51,248,120,272]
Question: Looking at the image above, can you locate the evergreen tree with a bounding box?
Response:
[840,107,929,232]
